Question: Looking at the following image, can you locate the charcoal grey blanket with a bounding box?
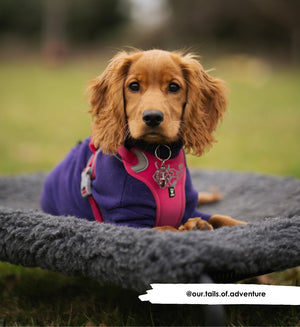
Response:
[0,171,299,291]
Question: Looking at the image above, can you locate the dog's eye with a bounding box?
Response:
[128,82,140,92]
[168,83,180,93]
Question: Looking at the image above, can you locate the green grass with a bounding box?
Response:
[0,262,203,326]
[0,54,299,177]
[0,56,102,173]
[0,262,299,326]
[188,55,300,177]
[0,54,300,326]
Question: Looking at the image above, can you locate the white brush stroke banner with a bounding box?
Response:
[139,284,300,305]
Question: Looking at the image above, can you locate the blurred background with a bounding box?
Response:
[0,1,300,325]
[0,0,299,177]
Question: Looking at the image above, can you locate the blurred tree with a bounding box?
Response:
[167,0,300,62]
[0,0,127,48]
[250,0,300,63]
[0,0,42,42]
[66,0,127,43]
[0,0,299,62]
[42,0,68,63]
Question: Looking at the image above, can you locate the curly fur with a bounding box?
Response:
[88,49,227,156]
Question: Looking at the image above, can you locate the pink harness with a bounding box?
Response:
[81,143,186,227]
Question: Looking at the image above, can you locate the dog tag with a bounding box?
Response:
[153,144,172,189]
[153,162,171,189]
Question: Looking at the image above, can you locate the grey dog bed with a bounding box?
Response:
[0,171,299,291]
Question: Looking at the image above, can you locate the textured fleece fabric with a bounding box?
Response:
[0,171,299,291]
[40,137,211,228]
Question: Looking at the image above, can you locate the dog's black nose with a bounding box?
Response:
[142,110,164,127]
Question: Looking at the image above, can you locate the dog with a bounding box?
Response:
[40,49,246,231]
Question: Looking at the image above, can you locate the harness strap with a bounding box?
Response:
[81,143,186,227]
[80,147,103,222]
[118,146,186,228]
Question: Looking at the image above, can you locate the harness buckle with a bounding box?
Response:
[80,167,93,198]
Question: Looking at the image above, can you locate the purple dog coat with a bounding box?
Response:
[40,137,211,228]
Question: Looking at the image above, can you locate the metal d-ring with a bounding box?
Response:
[154,144,172,163]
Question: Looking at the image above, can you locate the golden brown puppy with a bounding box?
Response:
[90,49,224,156]
[86,49,246,231]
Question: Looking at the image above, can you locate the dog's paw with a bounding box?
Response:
[154,225,179,232]
[208,214,247,228]
[197,187,222,205]
[178,217,213,231]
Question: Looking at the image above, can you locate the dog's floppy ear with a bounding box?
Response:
[88,51,133,154]
[179,53,227,156]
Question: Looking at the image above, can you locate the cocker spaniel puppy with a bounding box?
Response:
[41,49,246,231]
